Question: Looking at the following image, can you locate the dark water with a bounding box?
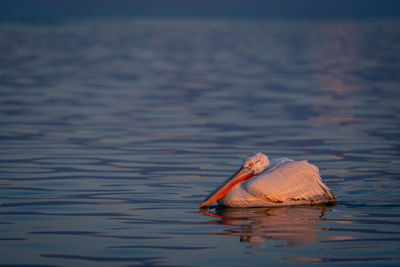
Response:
[0,18,400,266]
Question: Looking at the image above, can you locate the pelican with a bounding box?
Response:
[200,153,336,208]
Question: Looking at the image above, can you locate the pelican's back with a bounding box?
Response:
[245,160,335,204]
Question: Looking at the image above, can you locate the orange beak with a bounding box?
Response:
[200,167,255,208]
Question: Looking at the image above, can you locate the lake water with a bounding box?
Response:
[0,18,400,266]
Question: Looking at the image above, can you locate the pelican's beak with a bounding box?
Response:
[200,167,255,208]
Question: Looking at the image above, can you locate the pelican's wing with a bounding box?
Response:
[245,160,335,203]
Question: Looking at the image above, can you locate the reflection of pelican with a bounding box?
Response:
[202,206,332,247]
[200,153,335,208]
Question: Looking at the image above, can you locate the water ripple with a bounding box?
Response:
[1,18,400,266]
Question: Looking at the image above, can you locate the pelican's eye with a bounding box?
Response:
[247,163,254,168]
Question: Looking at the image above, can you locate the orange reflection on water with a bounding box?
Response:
[316,22,365,97]
[309,22,368,127]
[285,257,323,262]
[326,235,356,241]
[201,206,333,248]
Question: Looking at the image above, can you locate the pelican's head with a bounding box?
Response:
[243,152,270,174]
[200,152,270,208]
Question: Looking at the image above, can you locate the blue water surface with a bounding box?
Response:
[0,17,400,266]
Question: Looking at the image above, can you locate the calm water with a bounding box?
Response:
[0,18,400,266]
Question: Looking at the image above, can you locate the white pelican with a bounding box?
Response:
[200,153,336,208]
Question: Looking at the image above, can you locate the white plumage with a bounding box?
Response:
[201,153,336,208]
